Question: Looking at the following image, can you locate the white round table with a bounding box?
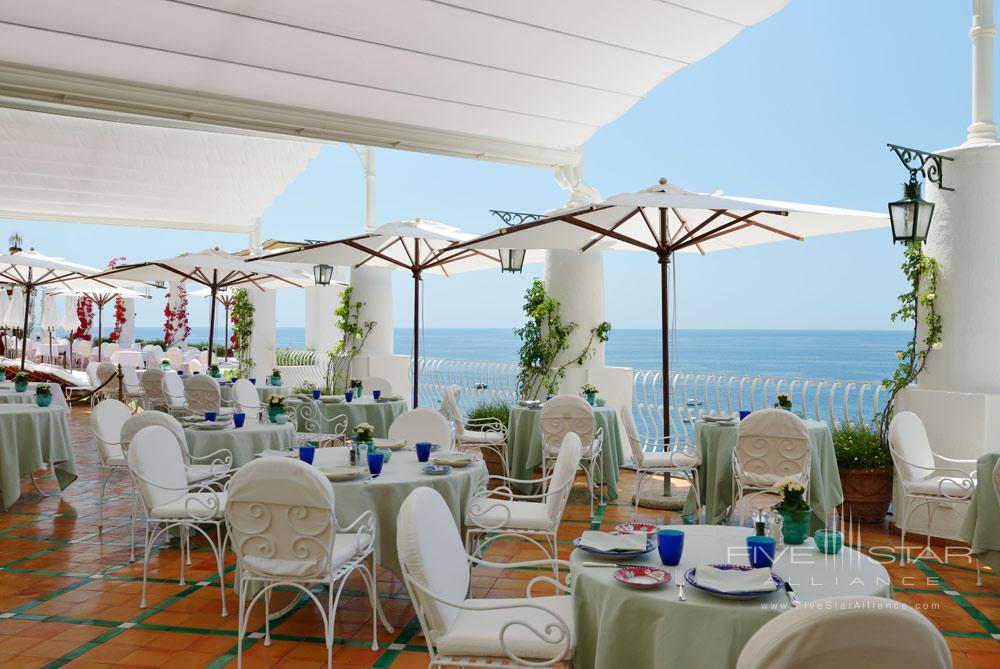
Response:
[311,447,486,577]
[183,421,296,467]
[569,525,892,669]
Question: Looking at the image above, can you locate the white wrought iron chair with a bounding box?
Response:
[187,358,203,375]
[227,457,390,668]
[466,432,582,562]
[888,412,979,578]
[120,365,146,406]
[360,375,393,396]
[140,367,168,411]
[165,346,184,370]
[121,410,232,486]
[231,378,265,421]
[198,349,210,367]
[85,361,102,405]
[74,340,92,369]
[160,371,189,415]
[90,400,135,551]
[994,458,1000,507]
[127,425,228,616]
[295,402,349,448]
[400,486,574,668]
[388,408,453,447]
[736,595,950,669]
[732,409,811,518]
[619,405,701,518]
[440,384,509,478]
[95,362,121,403]
[185,374,229,415]
[540,395,604,516]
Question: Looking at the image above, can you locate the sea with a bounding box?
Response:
[131,326,907,382]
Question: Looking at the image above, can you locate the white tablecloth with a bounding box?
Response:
[0,404,76,509]
[110,351,144,369]
[0,382,70,411]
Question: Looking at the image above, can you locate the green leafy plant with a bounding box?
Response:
[8,232,22,250]
[291,380,317,395]
[35,383,51,396]
[14,371,28,382]
[267,394,285,409]
[581,383,599,395]
[833,422,893,472]
[231,288,255,379]
[326,286,375,393]
[775,392,792,409]
[514,279,611,399]
[353,422,375,442]
[270,368,281,378]
[879,241,942,445]
[773,478,809,521]
[465,402,510,431]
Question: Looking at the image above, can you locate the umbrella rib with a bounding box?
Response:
[343,238,411,271]
[668,210,728,251]
[670,208,706,256]
[677,212,762,249]
[564,216,659,252]
[580,208,641,252]
[637,208,660,246]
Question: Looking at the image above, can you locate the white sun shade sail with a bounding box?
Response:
[258,219,543,275]
[452,181,887,255]
[0,0,788,167]
[0,106,320,232]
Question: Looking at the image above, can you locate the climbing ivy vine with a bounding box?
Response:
[231,288,255,378]
[325,286,375,393]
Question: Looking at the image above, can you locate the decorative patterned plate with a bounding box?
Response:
[612,522,658,536]
[684,564,784,600]
[319,466,368,481]
[422,464,452,475]
[613,565,671,589]
[572,537,655,559]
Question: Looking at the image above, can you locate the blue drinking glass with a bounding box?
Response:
[204,411,217,422]
[739,410,751,421]
[249,377,256,385]
[345,390,354,402]
[657,529,684,566]
[298,445,315,465]
[367,451,385,476]
[233,412,246,428]
[415,441,432,462]
[372,390,382,400]
[312,389,321,399]
[747,535,776,568]
[193,371,199,375]
[177,370,184,376]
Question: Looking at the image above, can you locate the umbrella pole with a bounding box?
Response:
[412,271,420,408]
[97,304,103,361]
[223,302,230,362]
[660,254,672,497]
[19,285,31,371]
[207,283,218,368]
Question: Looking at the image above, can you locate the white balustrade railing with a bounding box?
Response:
[276,351,886,438]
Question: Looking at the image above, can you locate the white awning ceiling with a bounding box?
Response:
[0,0,789,168]
[0,106,321,232]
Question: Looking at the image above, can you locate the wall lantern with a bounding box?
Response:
[313,263,334,286]
[887,143,954,244]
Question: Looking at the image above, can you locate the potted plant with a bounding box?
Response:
[349,378,363,398]
[13,371,29,393]
[772,478,810,544]
[581,383,599,406]
[160,357,171,371]
[209,363,221,379]
[35,383,52,407]
[266,394,286,423]
[8,232,22,254]
[775,392,793,411]
[833,422,893,523]
[353,422,375,447]
[269,368,282,386]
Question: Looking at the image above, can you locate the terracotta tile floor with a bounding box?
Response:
[0,406,997,668]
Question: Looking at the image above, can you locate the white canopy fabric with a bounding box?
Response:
[39,293,58,332]
[0,0,788,167]
[4,287,24,332]
[0,107,320,232]
[62,295,80,334]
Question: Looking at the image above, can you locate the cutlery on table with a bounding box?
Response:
[675,572,687,602]
[784,582,800,607]
[581,561,641,568]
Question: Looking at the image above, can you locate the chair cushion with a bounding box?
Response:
[468,500,554,531]
[908,475,976,498]
[436,595,574,660]
[106,455,128,467]
[460,430,505,445]
[640,451,699,468]
[186,464,225,484]
[242,532,370,578]
[546,439,600,459]
[150,492,226,519]
[740,471,797,488]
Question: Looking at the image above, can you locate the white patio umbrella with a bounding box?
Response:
[95,247,310,366]
[0,288,9,357]
[0,249,101,369]
[49,280,152,360]
[4,287,24,360]
[39,292,59,363]
[449,179,887,437]
[255,219,543,407]
[63,295,81,368]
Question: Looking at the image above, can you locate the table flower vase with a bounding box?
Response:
[14,379,28,393]
[35,393,52,407]
[779,509,811,545]
[270,375,281,386]
[585,392,596,406]
[268,407,285,423]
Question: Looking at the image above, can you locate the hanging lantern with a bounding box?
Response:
[499,248,526,273]
[888,179,934,244]
[313,264,335,286]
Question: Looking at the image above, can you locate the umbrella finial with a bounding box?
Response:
[658,177,668,185]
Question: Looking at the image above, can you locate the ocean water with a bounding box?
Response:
[131,326,907,381]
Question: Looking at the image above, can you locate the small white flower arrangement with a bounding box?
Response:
[354,422,375,442]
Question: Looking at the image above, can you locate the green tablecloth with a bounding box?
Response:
[218,382,288,405]
[0,404,76,509]
[183,422,296,467]
[286,398,406,438]
[960,451,1000,572]
[570,525,892,669]
[311,448,486,576]
[683,419,843,529]
[507,404,624,500]
[0,382,71,411]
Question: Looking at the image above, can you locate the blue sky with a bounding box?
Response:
[0,0,977,331]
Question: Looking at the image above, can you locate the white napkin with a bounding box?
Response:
[578,531,648,552]
[694,564,776,593]
[432,451,473,464]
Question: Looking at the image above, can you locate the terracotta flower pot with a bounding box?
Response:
[838,467,893,523]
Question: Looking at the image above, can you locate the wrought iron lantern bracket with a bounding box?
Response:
[887,143,955,191]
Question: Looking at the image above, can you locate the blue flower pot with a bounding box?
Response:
[35,394,52,408]
[779,509,811,545]
[268,407,285,423]
[14,380,28,393]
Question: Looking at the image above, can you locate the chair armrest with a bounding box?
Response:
[935,453,978,466]
[338,509,376,553]
[464,417,507,434]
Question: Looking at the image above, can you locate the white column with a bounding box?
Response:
[966,0,998,146]
[246,286,276,379]
[304,277,347,354]
[544,250,606,369]
[349,266,394,357]
[120,297,136,348]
